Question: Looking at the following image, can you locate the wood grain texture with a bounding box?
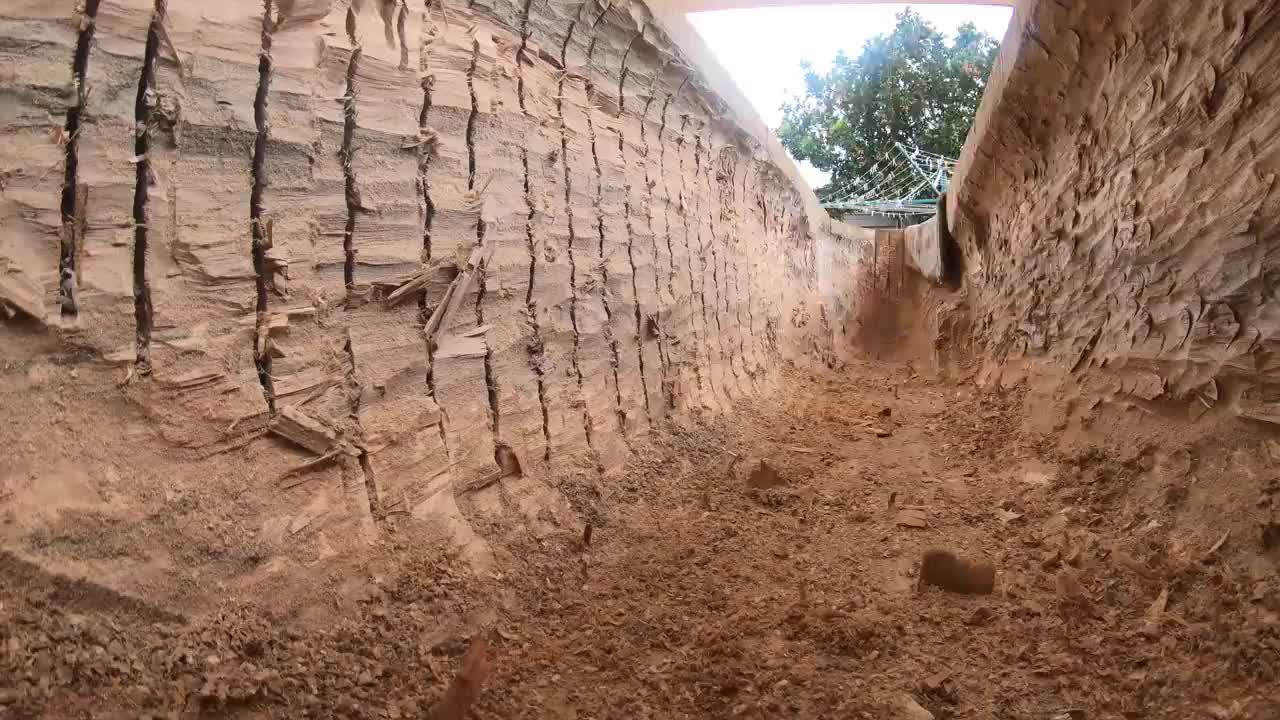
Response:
[948,0,1280,422]
[0,0,868,564]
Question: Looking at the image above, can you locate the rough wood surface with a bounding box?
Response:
[268,405,346,455]
[0,0,869,559]
[947,0,1280,423]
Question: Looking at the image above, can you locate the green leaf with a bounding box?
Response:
[777,10,998,202]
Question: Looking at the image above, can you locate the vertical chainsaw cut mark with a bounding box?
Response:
[728,153,750,380]
[514,0,551,459]
[741,160,760,373]
[689,129,718,396]
[130,0,165,375]
[774,206,788,358]
[558,18,594,450]
[524,154,552,458]
[465,24,490,256]
[516,0,530,113]
[59,0,103,318]
[617,28,652,426]
[515,0,551,460]
[477,266,501,441]
[697,133,730,389]
[616,24,645,122]
[780,206,791,310]
[465,26,483,243]
[250,0,278,412]
[714,156,737,377]
[425,337,450,455]
[585,7,627,435]
[396,0,409,70]
[678,115,695,306]
[656,81,687,407]
[359,451,382,521]
[702,136,738,388]
[418,0,438,267]
[416,0,449,457]
[465,34,480,195]
[677,113,709,398]
[341,6,361,293]
[658,80,685,307]
[343,332,380,522]
[640,64,673,396]
[730,239,748,379]
[706,144,737,386]
[465,33,500,446]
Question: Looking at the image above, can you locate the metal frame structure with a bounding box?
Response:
[820,143,957,216]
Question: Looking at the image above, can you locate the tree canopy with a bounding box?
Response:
[777,9,1000,203]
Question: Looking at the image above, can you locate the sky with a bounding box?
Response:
[687,4,1014,187]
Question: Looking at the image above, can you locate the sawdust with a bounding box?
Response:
[4,358,1280,717]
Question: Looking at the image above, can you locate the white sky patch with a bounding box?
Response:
[687,4,1013,188]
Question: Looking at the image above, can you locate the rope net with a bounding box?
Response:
[819,143,957,216]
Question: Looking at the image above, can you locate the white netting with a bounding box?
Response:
[820,143,957,216]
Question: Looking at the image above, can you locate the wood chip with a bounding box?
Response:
[278,447,344,488]
[236,312,288,334]
[385,262,458,306]
[426,635,490,720]
[919,548,995,594]
[1201,704,1231,720]
[1063,543,1083,567]
[1040,548,1062,570]
[269,406,341,455]
[1202,529,1229,563]
[1264,520,1280,550]
[900,694,934,720]
[288,505,328,535]
[458,445,522,496]
[746,460,786,489]
[104,347,137,364]
[995,507,1024,524]
[273,369,337,399]
[495,442,522,476]
[458,468,503,495]
[160,369,225,389]
[895,508,929,528]
[922,669,951,691]
[435,334,487,360]
[424,245,488,343]
[0,265,46,322]
[1144,587,1169,632]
